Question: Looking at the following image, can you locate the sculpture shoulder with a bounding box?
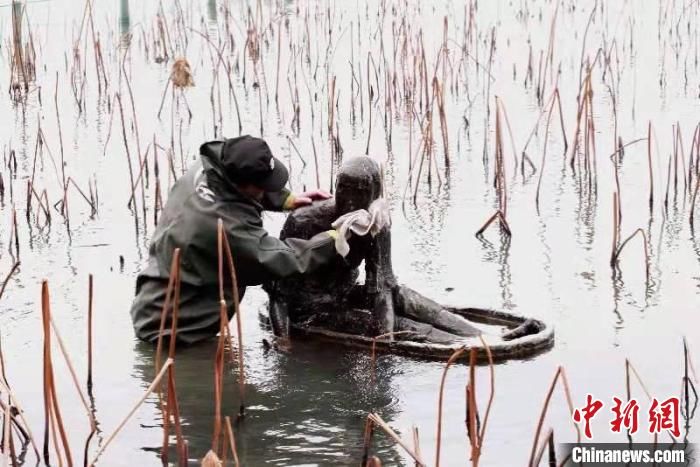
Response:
[280,199,337,240]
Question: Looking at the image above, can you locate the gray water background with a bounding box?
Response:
[0,0,699,465]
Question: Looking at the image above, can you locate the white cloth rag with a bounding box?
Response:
[331,198,391,257]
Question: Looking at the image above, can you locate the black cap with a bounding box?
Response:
[220,136,289,191]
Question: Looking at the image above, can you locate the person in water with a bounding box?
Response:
[130,135,345,344]
[266,156,485,344]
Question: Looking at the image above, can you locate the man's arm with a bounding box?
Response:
[231,221,339,284]
[261,189,294,212]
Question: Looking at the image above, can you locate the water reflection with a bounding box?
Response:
[119,0,131,48]
[477,230,513,310]
[207,0,217,24]
[132,334,404,465]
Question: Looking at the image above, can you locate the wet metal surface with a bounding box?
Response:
[0,1,699,465]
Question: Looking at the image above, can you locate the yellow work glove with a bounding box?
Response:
[326,229,339,240]
[283,194,297,210]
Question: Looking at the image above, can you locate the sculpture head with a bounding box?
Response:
[335,156,383,214]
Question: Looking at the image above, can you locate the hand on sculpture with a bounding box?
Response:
[288,189,331,209]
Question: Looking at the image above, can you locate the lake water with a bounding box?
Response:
[1,0,699,465]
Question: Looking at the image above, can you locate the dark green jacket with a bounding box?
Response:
[130,140,337,344]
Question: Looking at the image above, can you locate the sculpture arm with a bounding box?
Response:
[365,228,397,335]
[268,295,291,341]
[365,228,397,292]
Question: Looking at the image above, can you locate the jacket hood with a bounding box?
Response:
[199,140,228,181]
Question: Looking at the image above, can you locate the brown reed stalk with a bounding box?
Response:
[25,179,31,220]
[163,366,185,467]
[87,274,94,395]
[476,335,495,456]
[1,332,33,458]
[157,79,172,119]
[224,416,240,467]
[531,428,555,467]
[151,247,183,465]
[528,366,580,467]
[220,224,246,418]
[688,125,699,195]
[411,117,432,203]
[521,90,555,171]
[466,349,479,466]
[47,398,61,466]
[274,20,281,105]
[54,74,68,219]
[89,358,173,466]
[162,263,185,466]
[611,193,619,265]
[48,314,97,467]
[3,394,11,466]
[412,425,421,467]
[211,300,227,456]
[475,210,511,237]
[153,135,163,224]
[212,219,230,455]
[535,50,544,103]
[535,88,561,209]
[121,56,146,217]
[116,93,138,215]
[497,99,521,175]
[625,359,672,444]
[9,1,33,95]
[676,124,688,195]
[365,53,374,155]
[26,182,49,222]
[127,145,153,207]
[154,250,181,381]
[541,3,559,98]
[0,377,39,461]
[495,100,507,215]
[476,101,512,236]
[665,151,672,211]
[611,228,651,279]
[432,77,449,167]
[328,75,336,137]
[65,178,96,216]
[84,0,106,94]
[41,281,72,466]
[682,338,699,422]
[361,414,375,466]
[189,27,242,134]
[0,262,20,302]
[435,347,466,467]
[367,413,425,466]
[692,169,700,228]
[648,122,654,210]
[40,191,51,225]
[11,207,19,258]
[569,70,592,170]
[311,135,321,189]
[585,71,597,176]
